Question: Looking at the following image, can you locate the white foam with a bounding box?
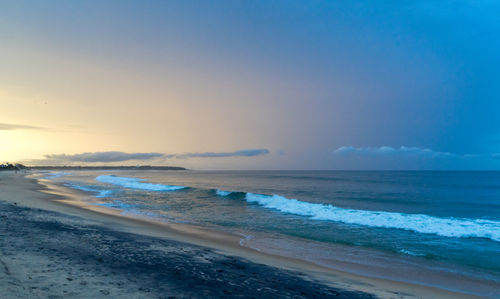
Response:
[65,183,114,198]
[96,190,114,198]
[399,249,425,257]
[96,175,186,191]
[245,193,500,242]
[216,189,232,196]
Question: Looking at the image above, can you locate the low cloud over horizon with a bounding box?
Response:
[333,146,500,159]
[44,151,165,163]
[165,149,270,159]
[26,149,270,165]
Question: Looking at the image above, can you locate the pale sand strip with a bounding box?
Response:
[0,172,486,298]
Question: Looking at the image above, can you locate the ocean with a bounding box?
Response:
[40,170,500,297]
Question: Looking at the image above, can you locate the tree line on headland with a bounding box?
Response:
[0,163,27,171]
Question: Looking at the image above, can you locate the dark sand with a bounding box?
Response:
[0,200,377,299]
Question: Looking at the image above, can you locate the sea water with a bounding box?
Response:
[41,170,500,297]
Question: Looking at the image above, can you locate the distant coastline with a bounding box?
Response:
[1,163,186,171]
[29,165,188,171]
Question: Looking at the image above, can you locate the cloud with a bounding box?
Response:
[333,146,456,157]
[333,146,500,159]
[166,149,270,159]
[0,122,47,131]
[44,151,164,163]
[35,149,270,164]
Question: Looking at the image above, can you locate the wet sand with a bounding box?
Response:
[0,172,485,298]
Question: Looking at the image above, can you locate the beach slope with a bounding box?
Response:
[0,173,375,298]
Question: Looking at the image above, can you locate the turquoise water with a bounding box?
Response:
[41,170,500,296]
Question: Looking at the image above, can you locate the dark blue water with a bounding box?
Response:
[40,170,500,296]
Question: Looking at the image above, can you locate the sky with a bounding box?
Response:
[1,0,500,170]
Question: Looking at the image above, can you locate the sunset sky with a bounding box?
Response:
[1,1,500,170]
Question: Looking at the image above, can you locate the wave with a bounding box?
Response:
[44,172,70,179]
[214,189,247,199]
[94,201,167,221]
[96,175,186,191]
[216,189,233,196]
[95,200,136,209]
[245,193,500,242]
[64,183,113,198]
[399,249,425,257]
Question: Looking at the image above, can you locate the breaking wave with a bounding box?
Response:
[216,189,233,196]
[64,183,113,198]
[96,175,186,191]
[245,193,500,242]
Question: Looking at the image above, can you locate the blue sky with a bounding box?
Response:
[1,1,500,169]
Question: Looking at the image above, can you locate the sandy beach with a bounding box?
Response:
[0,172,486,298]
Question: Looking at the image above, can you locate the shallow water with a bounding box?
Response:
[40,170,500,297]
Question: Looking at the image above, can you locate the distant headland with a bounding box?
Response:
[0,164,187,171]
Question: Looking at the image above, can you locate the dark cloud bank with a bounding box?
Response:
[45,152,165,163]
[42,149,270,163]
[166,149,270,159]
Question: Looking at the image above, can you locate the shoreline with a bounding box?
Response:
[1,172,488,298]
